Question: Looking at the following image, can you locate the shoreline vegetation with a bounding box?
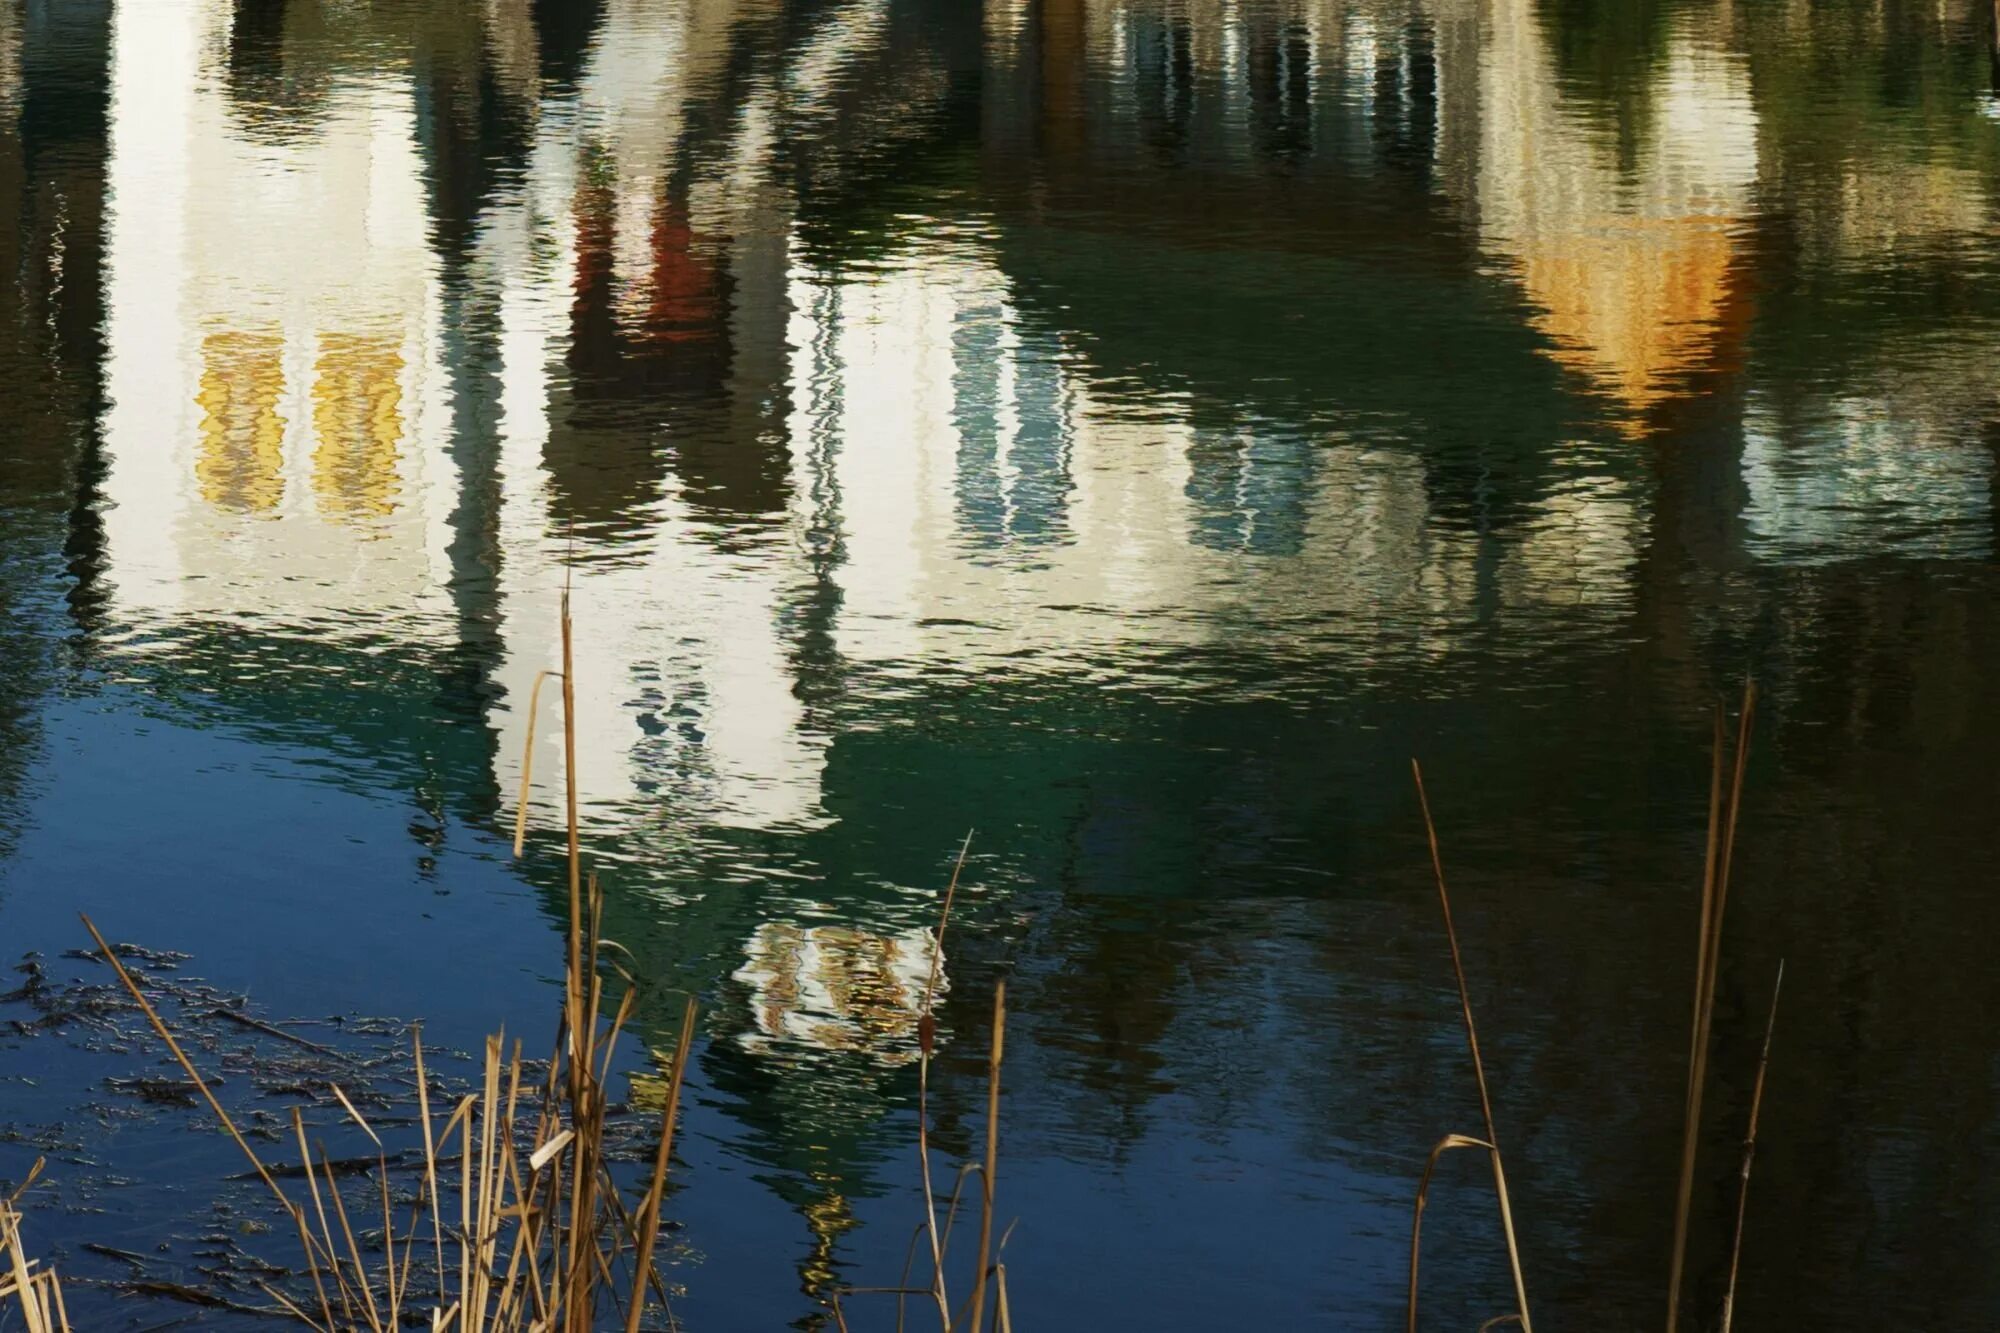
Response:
[2,611,1777,1332]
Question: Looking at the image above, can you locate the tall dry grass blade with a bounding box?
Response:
[43,1268,70,1333]
[329,1084,381,1148]
[555,582,604,1333]
[513,669,562,857]
[915,834,974,1332]
[1667,706,1725,1332]
[993,1266,1012,1333]
[391,1191,423,1328]
[319,1146,383,1332]
[1405,1133,1494,1333]
[1689,709,1725,1098]
[470,1035,503,1333]
[931,1164,981,1271]
[380,1154,400,1330]
[3,1207,49,1333]
[895,1223,926,1333]
[501,1127,554,1331]
[487,1042,525,1333]
[262,1282,323,1327]
[598,987,638,1092]
[624,996,697,1333]
[414,1026,449,1311]
[1667,681,1756,1332]
[459,1087,475,1333]
[1410,762,1533,1333]
[561,585,583,1085]
[965,983,1006,1333]
[4,1158,44,1209]
[1719,960,1784,1333]
[290,1109,345,1329]
[923,832,974,1018]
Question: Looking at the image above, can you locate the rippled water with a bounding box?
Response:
[4,0,2000,1326]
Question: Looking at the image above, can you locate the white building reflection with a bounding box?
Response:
[84,0,2000,1064]
[99,0,458,645]
[94,0,1658,864]
[1743,394,1994,564]
[733,921,939,1066]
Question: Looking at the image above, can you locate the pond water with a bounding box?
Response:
[3,0,2000,1326]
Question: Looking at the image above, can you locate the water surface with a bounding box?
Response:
[4,0,2000,1326]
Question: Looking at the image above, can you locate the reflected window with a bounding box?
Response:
[953,302,1072,552]
[1250,19,1313,164]
[1187,426,1314,556]
[195,331,287,515]
[1373,20,1436,176]
[1133,11,1195,162]
[311,333,405,521]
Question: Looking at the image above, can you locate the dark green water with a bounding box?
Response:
[3,0,1999,1326]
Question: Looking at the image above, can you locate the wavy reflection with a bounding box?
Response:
[16,0,2000,1327]
[1467,0,1757,429]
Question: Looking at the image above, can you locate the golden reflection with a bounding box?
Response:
[194,330,287,514]
[798,1175,858,1305]
[310,333,405,521]
[1473,8,1758,430]
[1518,215,1740,423]
[733,922,940,1066]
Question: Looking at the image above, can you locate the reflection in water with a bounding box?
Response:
[1742,393,1994,563]
[311,334,405,522]
[3,0,2000,1327]
[101,0,456,647]
[734,921,939,1065]
[1465,0,1757,427]
[195,330,285,514]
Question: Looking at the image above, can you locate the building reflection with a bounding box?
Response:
[734,921,938,1064]
[99,0,459,641]
[63,0,2000,1319]
[1457,0,1758,430]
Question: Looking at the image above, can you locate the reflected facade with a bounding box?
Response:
[3,0,2000,1327]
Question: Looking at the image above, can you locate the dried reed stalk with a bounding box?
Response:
[1718,961,1783,1333]
[1406,1133,1494,1332]
[0,1205,70,1333]
[916,833,974,1330]
[625,997,698,1333]
[964,982,1007,1333]
[512,668,563,857]
[1410,760,1533,1333]
[1667,681,1756,1331]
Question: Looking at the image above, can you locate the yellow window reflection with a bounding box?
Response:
[194,330,286,514]
[311,332,405,521]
